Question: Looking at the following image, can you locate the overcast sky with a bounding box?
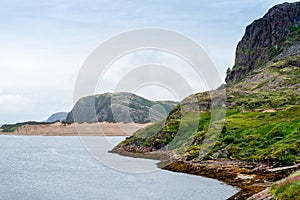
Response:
[0,0,297,124]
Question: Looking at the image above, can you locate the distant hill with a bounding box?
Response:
[1,93,177,132]
[46,112,68,123]
[66,92,178,123]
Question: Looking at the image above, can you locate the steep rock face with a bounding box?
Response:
[226,2,300,83]
[66,92,177,123]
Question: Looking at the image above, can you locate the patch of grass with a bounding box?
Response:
[270,171,300,200]
[206,106,300,165]
[1,121,54,132]
[134,119,165,139]
[269,45,281,60]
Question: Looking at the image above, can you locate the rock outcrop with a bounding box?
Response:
[226,2,300,83]
[46,112,68,123]
[66,92,177,123]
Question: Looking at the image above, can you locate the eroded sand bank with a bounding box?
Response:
[0,122,150,136]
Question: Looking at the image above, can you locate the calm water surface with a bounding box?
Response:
[0,136,238,200]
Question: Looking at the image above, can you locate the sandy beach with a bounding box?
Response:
[0,122,151,136]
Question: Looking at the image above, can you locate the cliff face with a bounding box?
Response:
[66,92,177,123]
[113,2,300,166]
[226,2,300,83]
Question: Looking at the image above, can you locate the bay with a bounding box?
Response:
[0,136,238,200]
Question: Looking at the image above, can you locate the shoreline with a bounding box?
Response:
[111,147,300,199]
[0,122,151,136]
[0,132,130,136]
[3,133,299,198]
[161,160,275,200]
[3,131,298,199]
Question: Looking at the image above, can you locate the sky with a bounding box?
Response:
[0,0,298,124]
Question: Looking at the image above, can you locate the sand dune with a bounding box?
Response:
[1,122,150,136]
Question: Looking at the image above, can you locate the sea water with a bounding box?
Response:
[0,136,238,200]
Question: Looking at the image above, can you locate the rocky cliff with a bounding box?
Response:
[226,2,300,83]
[112,4,300,198]
[66,92,177,123]
[113,1,300,164]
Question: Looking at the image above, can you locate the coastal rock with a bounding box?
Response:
[247,188,274,200]
[226,2,300,83]
[212,148,229,159]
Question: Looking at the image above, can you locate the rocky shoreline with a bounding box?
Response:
[111,147,299,199]
[161,160,276,199]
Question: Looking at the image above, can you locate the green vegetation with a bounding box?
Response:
[207,106,300,165]
[283,25,300,48]
[114,5,300,198]
[118,57,300,166]
[126,105,300,165]
[1,121,54,132]
[66,92,178,123]
[269,45,281,60]
[270,171,300,199]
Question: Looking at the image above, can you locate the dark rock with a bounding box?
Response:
[212,148,229,159]
[66,92,177,123]
[226,2,300,83]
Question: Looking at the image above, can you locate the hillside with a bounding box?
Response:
[112,2,300,199]
[66,92,177,124]
[1,92,177,134]
[113,57,300,165]
[113,1,300,166]
[46,112,68,123]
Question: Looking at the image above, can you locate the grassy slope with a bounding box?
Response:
[1,121,54,132]
[117,57,300,166]
[270,170,300,199]
[193,106,300,165]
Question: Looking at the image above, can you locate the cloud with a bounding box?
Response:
[0,90,73,124]
[96,50,208,100]
[0,94,29,113]
[0,0,297,123]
